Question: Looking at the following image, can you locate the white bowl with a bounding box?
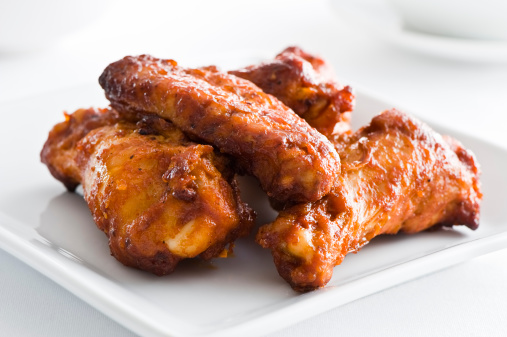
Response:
[386,0,507,41]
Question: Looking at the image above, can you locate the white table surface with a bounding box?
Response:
[1,0,507,336]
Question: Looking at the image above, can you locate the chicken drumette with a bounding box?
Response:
[257,109,481,292]
[99,55,340,204]
[41,108,254,275]
[230,46,355,136]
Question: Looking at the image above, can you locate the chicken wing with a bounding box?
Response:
[41,108,254,275]
[230,46,355,136]
[257,110,481,292]
[99,55,340,204]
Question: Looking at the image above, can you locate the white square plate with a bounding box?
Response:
[0,82,506,337]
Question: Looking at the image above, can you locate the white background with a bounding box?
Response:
[1,0,507,336]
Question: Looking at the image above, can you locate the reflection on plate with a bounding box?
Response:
[330,0,507,63]
[1,83,507,337]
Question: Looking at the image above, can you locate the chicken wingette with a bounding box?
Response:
[99,55,340,204]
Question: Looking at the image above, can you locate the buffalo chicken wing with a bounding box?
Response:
[230,47,355,136]
[99,55,340,204]
[41,108,254,275]
[257,109,481,291]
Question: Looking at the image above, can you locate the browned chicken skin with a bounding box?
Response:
[230,47,355,136]
[41,108,254,275]
[99,55,340,204]
[40,108,121,191]
[257,109,481,292]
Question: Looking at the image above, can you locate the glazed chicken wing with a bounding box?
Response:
[99,55,340,204]
[257,110,481,292]
[41,108,254,275]
[230,46,355,136]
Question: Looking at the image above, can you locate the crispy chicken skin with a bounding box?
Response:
[230,47,355,136]
[99,55,340,204]
[257,110,481,292]
[40,108,121,191]
[41,108,254,275]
